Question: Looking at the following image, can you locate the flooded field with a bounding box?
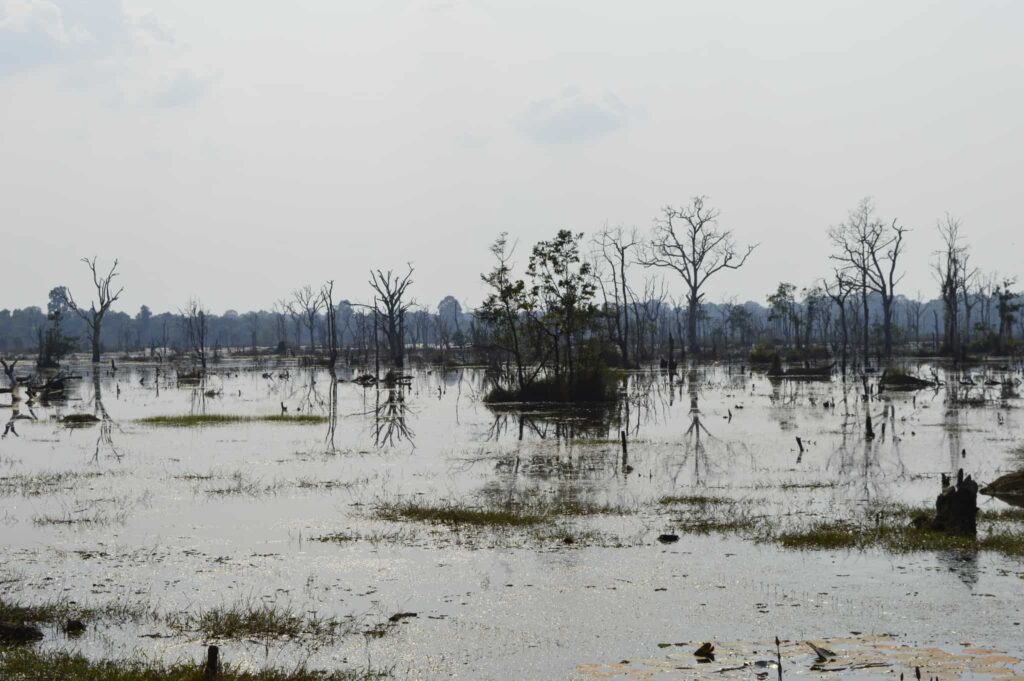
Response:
[2,361,1023,680]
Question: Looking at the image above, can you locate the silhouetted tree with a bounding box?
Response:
[368,265,414,368]
[640,196,756,353]
[58,257,123,363]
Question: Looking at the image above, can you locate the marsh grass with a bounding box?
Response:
[0,648,389,681]
[139,414,327,427]
[0,470,108,497]
[31,496,133,526]
[203,472,283,497]
[775,521,1024,556]
[379,503,547,527]
[169,601,353,641]
[0,596,154,626]
[376,495,634,528]
[658,494,735,506]
[978,506,1024,522]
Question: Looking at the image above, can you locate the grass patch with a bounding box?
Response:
[169,601,351,641]
[658,494,734,507]
[775,521,1024,557]
[138,414,326,427]
[0,596,152,626]
[379,503,547,527]
[0,648,387,681]
[0,471,106,497]
[978,506,1024,522]
[377,495,633,528]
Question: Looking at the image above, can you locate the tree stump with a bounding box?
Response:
[930,468,978,537]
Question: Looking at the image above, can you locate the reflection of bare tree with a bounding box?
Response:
[89,370,121,462]
[325,369,338,453]
[373,387,415,448]
[670,409,715,486]
[3,404,36,438]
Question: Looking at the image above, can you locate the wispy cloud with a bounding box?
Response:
[517,87,637,145]
[1,0,210,108]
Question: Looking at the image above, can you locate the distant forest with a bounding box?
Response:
[2,197,1021,375]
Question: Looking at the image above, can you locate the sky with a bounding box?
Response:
[2,0,1022,315]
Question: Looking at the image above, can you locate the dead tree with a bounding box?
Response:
[828,198,907,360]
[368,265,414,368]
[933,215,970,360]
[639,196,757,353]
[320,280,339,369]
[823,271,854,374]
[59,257,124,363]
[289,285,324,353]
[180,298,210,370]
[595,225,640,367]
[1,359,18,394]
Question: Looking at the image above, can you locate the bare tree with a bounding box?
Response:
[320,281,339,369]
[59,257,124,363]
[639,196,757,353]
[289,285,324,353]
[933,215,969,360]
[828,198,907,360]
[595,225,640,367]
[823,271,854,373]
[180,298,209,370]
[369,265,415,368]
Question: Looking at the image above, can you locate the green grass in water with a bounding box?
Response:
[138,414,326,427]
[0,648,387,681]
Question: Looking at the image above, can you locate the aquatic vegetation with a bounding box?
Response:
[378,502,548,527]
[0,470,107,497]
[775,520,1024,556]
[658,494,735,507]
[168,601,354,641]
[0,649,389,681]
[138,414,327,427]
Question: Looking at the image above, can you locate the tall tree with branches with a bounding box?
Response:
[369,265,414,368]
[320,280,339,369]
[639,196,757,353]
[933,215,970,360]
[594,225,639,367]
[180,298,209,370]
[289,285,323,353]
[59,257,124,363]
[828,198,907,361]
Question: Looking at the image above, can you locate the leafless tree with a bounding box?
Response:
[933,215,970,360]
[289,285,324,353]
[244,312,260,355]
[59,257,124,363]
[180,298,210,370]
[320,281,339,368]
[901,293,923,347]
[822,271,854,372]
[595,225,640,367]
[368,265,415,368]
[828,198,907,360]
[639,196,757,353]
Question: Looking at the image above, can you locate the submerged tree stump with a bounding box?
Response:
[930,469,978,537]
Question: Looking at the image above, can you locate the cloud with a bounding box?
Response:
[0,0,91,75]
[1,0,209,108]
[149,70,208,109]
[516,87,636,145]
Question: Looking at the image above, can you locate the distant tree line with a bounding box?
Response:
[2,197,1021,378]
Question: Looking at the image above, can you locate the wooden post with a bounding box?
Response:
[620,430,628,467]
[204,645,219,678]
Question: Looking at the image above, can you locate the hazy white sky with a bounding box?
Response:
[2,0,1022,315]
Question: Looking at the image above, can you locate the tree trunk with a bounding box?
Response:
[687,290,700,353]
[91,325,101,363]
